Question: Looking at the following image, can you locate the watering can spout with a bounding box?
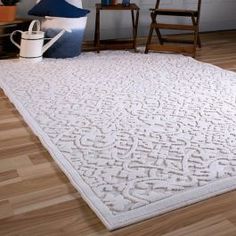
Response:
[42,29,71,54]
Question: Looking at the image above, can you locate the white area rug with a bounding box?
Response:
[0,52,236,230]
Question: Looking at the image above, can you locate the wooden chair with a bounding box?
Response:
[145,0,202,57]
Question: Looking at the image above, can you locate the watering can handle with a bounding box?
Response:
[10,30,23,49]
[28,20,41,34]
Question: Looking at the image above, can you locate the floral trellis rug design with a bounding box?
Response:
[0,52,236,230]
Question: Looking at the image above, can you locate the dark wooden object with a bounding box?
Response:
[145,0,202,57]
[0,19,31,59]
[94,3,140,53]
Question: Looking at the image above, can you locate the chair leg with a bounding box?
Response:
[145,25,154,54]
[191,15,199,57]
[197,34,202,48]
[193,27,199,58]
[155,28,164,45]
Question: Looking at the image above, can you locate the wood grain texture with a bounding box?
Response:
[0,31,236,236]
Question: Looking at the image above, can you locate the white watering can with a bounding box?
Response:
[10,20,70,62]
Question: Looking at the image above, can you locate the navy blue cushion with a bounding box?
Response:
[28,0,90,18]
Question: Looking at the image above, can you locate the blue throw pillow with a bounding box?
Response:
[28,0,90,18]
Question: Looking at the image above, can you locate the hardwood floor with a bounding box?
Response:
[0,31,236,236]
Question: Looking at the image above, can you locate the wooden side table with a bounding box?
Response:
[94,3,139,53]
[0,19,31,59]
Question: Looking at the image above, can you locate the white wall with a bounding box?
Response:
[17,0,236,40]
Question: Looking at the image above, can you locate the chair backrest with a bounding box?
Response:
[155,0,202,12]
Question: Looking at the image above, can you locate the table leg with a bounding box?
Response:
[94,12,97,47]
[95,9,100,53]
[131,10,135,50]
[131,10,135,29]
[133,9,139,52]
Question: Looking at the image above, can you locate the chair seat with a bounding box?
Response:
[150,8,198,17]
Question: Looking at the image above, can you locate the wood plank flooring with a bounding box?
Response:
[0,31,236,236]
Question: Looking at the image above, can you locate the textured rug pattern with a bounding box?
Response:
[0,52,236,230]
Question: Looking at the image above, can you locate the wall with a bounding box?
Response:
[17,0,236,40]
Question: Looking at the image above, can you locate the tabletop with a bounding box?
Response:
[96,3,139,10]
[0,19,31,27]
